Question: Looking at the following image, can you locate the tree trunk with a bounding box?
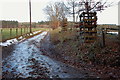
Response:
[72,1,75,30]
[73,2,75,23]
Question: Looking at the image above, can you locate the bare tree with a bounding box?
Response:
[66,0,115,22]
[67,0,79,23]
[76,0,115,15]
[44,2,69,29]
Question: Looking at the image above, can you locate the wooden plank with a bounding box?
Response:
[83,19,97,21]
[84,25,97,28]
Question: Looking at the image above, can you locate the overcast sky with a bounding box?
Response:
[0,0,119,25]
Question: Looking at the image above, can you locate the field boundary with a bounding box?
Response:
[0,28,48,42]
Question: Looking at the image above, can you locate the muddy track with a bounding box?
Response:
[2,31,92,79]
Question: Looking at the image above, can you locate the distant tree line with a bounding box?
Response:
[1,20,18,28]
[38,21,49,25]
[21,21,49,28]
[0,20,50,28]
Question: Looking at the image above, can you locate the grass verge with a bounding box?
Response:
[0,28,49,42]
[49,27,120,78]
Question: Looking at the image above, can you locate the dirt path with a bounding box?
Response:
[2,31,90,79]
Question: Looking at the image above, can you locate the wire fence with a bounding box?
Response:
[0,27,43,42]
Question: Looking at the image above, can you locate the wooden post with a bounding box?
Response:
[118,25,120,52]
[26,27,28,33]
[29,0,32,33]
[27,27,28,35]
[16,28,18,36]
[1,29,2,33]
[24,27,25,33]
[101,28,105,47]
[118,25,120,40]
[10,28,12,38]
[21,28,22,35]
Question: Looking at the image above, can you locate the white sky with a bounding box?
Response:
[0,0,119,25]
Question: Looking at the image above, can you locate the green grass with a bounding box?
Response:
[0,27,49,42]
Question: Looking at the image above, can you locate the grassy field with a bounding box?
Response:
[0,28,49,42]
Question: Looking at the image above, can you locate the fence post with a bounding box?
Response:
[10,28,12,38]
[21,28,22,35]
[1,29,2,33]
[101,28,105,48]
[0,29,2,41]
[16,28,18,37]
[27,27,28,33]
[24,27,25,34]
